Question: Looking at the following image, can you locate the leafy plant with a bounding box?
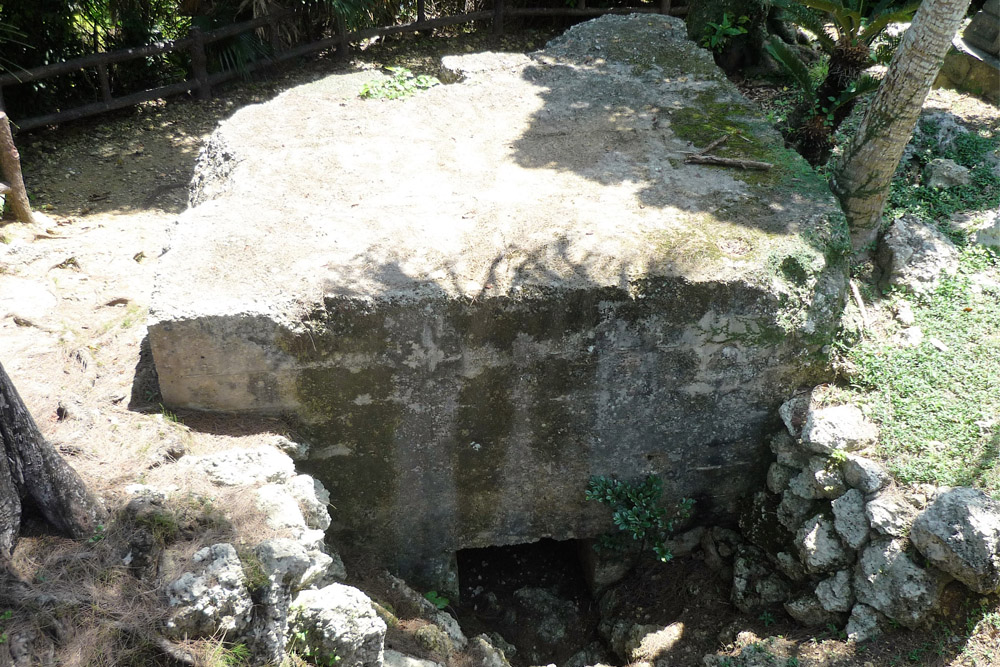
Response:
[767,0,919,164]
[424,590,449,610]
[585,475,694,563]
[700,13,749,53]
[0,609,11,645]
[759,610,776,626]
[359,66,440,100]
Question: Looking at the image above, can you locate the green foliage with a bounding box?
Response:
[700,13,749,53]
[885,120,1000,241]
[359,67,441,100]
[88,524,106,544]
[839,245,1000,494]
[423,590,450,610]
[0,609,12,645]
[239,550,270,594]
[585,475,694,563]
[772,0,919,51]
[759,611,776,626]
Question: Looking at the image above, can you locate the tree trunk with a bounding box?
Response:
[830,0,972,252]
[0,112,33,224]
[0,360,106,554]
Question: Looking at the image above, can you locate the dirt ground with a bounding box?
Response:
[1,25,999,667]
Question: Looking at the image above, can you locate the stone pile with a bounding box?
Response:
[738,393,1000,643]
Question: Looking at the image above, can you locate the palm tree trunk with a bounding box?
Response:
[830,0,972,252]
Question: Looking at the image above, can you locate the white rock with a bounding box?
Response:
[257,483,307,530]
[779,394,812,437]
[910,487,1000,594]
[766,462,798,494]
[801,405,878,455]
[866,494,917,538]
[165,543,253,638]
[384,649,442,667]
[853,537,950,628]
[795,514,853,574]
[286,474,332,531]
[877,215,959,295]
[842,455,890,494]
[468,634,513,667]
[845,603,882,642]
[180,447,295,486]
[777,489,815,532]
[833,488,870,550]
[923,158,971,188]
[893,301,916,326]
[816,570,853,613]
[290,584,386,667]
[784,593,842,627]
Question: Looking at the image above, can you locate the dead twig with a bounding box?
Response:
[684,154,774,170]
[696,134,730,155]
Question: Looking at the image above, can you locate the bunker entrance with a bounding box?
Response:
[455,538,609,666]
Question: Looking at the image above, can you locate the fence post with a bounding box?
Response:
[417,0,427,24]
[96,64,113,104]
[0,112,34,224]
[189,26,211,101]
[493,0,505,35]
[335,17,349,60]
[267,9,283,55]
[659,0,672,14]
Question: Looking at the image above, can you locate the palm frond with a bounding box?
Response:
[777,2,837,52]
[858,3,919,45]
[766,37,818,108]
[826,73,881,112]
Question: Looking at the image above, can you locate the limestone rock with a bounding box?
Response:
[832,488,870,550]
[273,434,310,460]
[775,551,807,582]
[923,158,971,188]
[893,301,916,326]
[731,546,791,612]
[841,454,889,495]
[853,537,950,628]
[845,603,882,643]
[631,622,684,661]
[779,394,812,438]
[257,483,307,530]
[179,447,295,487]
[384,650,442,667]
[414,625,453,655]
[377,572,466,649]
[816,570,853,613]
[289,584,386,667]
[878,215,959,294]
[784,593,843,627]
[795,514,853,574]
[910,487,1000,594]
[866,494,917,538]
[164,543,253,639]
[766,462,798,494]
[801,405,878,455]
[286,474,332,531]
[770,430,811,468]
[842,454,889,495]
[777,489,815,532]
[248,538,330,663]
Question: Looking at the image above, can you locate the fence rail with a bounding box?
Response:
[0,1,687,132]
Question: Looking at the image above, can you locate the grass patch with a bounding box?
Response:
[885,119,1000,242]
[838,246,1000,495]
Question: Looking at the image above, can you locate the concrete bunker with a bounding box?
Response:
[149,15,849,591]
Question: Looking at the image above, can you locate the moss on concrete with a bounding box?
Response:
[452,367,515,536]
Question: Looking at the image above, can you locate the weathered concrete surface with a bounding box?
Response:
[150,15,848,587]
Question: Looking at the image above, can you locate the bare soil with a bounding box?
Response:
[1,25,999,667]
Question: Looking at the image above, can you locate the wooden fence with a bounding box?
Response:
[0,0,687,132]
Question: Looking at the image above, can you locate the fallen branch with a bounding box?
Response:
[696,134,730,155]
[684,154,774,170]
